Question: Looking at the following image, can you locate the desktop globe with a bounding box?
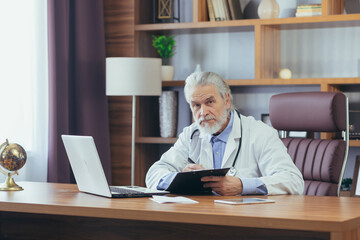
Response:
[0,139,27,191]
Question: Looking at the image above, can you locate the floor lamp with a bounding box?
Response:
[106,57,161,186]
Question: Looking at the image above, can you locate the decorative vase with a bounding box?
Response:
[258,0,280,19]
[193,64,202,73]
[161,65,174,81]
[159,91,178,138]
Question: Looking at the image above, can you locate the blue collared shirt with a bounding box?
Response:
[210,111,234,169]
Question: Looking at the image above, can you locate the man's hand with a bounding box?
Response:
[182,164,204,172]
[201,175,243,196]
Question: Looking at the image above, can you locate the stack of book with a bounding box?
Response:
[295,4,322,17]
[207,0,242,22]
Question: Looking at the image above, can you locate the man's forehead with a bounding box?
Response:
[191,95,215,103]
[191,85,220,100]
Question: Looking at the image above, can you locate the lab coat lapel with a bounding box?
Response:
[221,112,242,168]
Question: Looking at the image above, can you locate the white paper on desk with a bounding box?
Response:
[151,195,198,204]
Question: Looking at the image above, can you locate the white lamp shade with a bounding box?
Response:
[106,57,162,96]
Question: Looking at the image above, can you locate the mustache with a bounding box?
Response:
[198,115,216,123]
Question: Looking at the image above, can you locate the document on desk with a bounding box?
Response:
[214,198,275,205]
[151,195,198,204]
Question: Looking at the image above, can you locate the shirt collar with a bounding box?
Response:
[211,110,234,143]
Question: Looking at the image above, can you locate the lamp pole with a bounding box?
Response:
[131,95,136,187]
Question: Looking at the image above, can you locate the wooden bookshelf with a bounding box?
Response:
[105,0,360,186]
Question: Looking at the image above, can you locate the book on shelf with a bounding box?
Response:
[297,4,321,9]
[208,0,243,21]
[212,0,225,21]
[228,0,243,20]
[296,12,322,17]
[217,0,227,21]
[296,4,322,17]
[222,0,231,20]
[207,0,215,22]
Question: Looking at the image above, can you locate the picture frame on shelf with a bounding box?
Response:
[345,0,360,14]
[351,156,360,197]
[152,0,180,23]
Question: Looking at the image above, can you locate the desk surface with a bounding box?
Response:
[0,182,359,234]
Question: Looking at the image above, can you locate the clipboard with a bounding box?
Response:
[166,168,230,194]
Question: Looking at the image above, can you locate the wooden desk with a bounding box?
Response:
[0,182,359,240]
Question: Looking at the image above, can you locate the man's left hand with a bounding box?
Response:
[201,175,243,196]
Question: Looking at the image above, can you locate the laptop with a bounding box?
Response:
[61,135,169,198]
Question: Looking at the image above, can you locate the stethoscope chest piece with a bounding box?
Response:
[228,167,237,176]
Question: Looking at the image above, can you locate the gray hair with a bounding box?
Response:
[184,72,235,110]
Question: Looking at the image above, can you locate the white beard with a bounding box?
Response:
[195,107,229,135]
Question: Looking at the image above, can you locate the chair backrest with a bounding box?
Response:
[269,92,349,196]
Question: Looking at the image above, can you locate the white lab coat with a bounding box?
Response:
[146,112,304,195]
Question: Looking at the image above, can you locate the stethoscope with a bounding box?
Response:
[190,110,242,176]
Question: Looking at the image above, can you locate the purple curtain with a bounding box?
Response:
[47,0,112,183]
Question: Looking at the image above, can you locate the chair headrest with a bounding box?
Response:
[269,92,347,132]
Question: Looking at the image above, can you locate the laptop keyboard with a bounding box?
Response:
[110,186,141,195]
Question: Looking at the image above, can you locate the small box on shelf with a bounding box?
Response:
[295,4,322,17]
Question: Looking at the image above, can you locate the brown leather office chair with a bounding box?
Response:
[269,92,349,196]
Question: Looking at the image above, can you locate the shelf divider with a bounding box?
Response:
[162,78,360,87]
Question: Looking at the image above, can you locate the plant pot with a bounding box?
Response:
[258,0,280,19]
[161,65,174,81]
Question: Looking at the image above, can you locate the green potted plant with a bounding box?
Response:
[152,35,176,81]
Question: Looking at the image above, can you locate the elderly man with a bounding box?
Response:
[146,72,304,195]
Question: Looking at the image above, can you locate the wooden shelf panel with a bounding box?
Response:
[135,14,360,32]
[135,20,257,31]
[137,138,360,146]
[350,140,360,147]
[261,14,360,28]
[136,137,177,144]
[162,78,360,87]
[137,138,360,147]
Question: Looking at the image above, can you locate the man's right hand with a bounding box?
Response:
[182,163,204,172]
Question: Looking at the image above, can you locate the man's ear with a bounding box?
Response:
[225,93,231,109]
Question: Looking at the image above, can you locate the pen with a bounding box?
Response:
[184,158,196,165]
[187,158,204,168]
[187,157,195,164]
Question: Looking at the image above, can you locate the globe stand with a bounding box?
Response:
[0,171,23,191]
